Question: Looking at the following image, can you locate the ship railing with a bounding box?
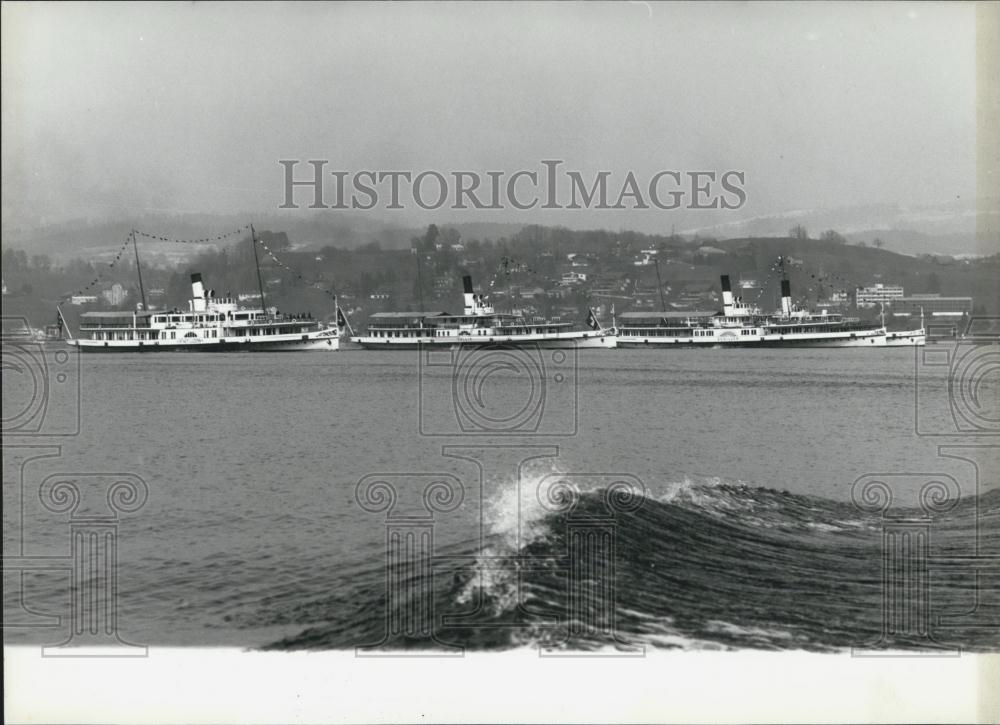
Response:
[246,317,317,328]
[493,325,575,335]
[617,326,696,337]
[366,324,438,332]
[79,322,153,330]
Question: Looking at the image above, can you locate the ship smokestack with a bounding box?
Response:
[780,278,792,316]
[720,274,734,314]
[462,275,475,314]
[191,273,207,312]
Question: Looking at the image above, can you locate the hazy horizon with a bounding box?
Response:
[1,2,984,242]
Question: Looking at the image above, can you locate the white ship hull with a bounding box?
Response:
[352,331,615,350]
[68,328,340,352]
[616,327,925,348]
[67,272,341,353]
[879,329,926,347]
[355,274,616,350]
[616,272,926,350]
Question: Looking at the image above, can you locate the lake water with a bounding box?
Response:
[3,346,998,651]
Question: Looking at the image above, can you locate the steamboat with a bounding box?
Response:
[350,275,614,349]
[616,272,925,348]
[65,274,340,352]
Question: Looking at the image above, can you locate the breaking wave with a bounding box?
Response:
[252,477,1000,652]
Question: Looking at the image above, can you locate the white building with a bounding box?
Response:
[560,271,588,286]
[856,283,904,308]
[818,290,850,308]
[101,283,128,306]
[69,294,99,305]
[891,295,972,318]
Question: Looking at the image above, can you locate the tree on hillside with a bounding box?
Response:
[440,227,461,248]
[3,248,28,272]
[820,230,848,245]
[418,224,440,254]
[789,225,809,240]
[873,237,884,249]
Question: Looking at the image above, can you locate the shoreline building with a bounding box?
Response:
[101,283,129,306]
[856,283,904,308]
[890,293,973,318]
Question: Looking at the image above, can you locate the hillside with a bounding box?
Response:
[2,224,997,333]
[680,199,999,257]
[711,237,998,308]
[0,212,418,261]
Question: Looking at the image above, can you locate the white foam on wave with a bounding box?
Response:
[653,474,764,517]
[704,619,797,641]
[651,474,874,534]
[481,457,570,553]
[655,474,727,506]
[455,458,575,614]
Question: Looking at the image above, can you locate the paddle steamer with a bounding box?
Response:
[351,275,614,349]
[616,271,925,348]
[65,273,340,352]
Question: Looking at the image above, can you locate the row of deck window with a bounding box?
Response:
[618,328,696,337]
[90,331,161,341]
[369,329,426,338]
[88,325,312,342]
[151,313,264,324]
[619,325,862,337]
[367,327,570,338]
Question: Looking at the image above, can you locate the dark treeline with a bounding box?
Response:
[2,224,998,332]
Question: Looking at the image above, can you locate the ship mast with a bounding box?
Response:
[653,257,666,310]
[777,255,793,316]
[56,305,75,340]
[250,224,268,316]
[415,251,425,312]
[131,229,148,311]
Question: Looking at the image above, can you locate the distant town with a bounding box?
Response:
[2,223,996,340]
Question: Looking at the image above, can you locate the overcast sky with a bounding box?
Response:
[1,1,979,234]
